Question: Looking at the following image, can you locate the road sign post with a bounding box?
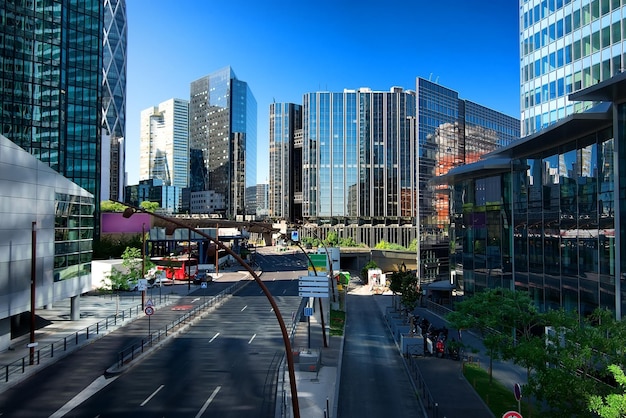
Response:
[514,382,522,414]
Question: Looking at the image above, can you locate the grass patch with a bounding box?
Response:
[463,362,536,417]
[330,309,345,336]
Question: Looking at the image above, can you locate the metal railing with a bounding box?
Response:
[115,280,249,369]
[2,295,171,384]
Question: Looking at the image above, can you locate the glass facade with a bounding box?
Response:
[269,102,302,220]
[447,91,626,317]
[54,192,94,282]
[302,88,417,222]
[139,98,190,189]
[103,0,127,200]
[520,0,626,136]
[189,67,257,218]
[0,0,103,198]
[417,78,520,236]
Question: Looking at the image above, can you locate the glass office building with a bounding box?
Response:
[520,0,626,136]
[103,0,127,201]
[0,0,103,198]
[189,67,257,218]
[139,98,189,189]
[442,73,626,319]
[302,87,418,223]
[269,102,302,221]
[417,78,520,236]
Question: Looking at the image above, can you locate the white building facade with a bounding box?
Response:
[139,98,190,189]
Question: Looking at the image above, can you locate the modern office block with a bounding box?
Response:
[189,67,257,218]
[103,0,127,201]
[269,103,302,221]
[125,179,183,214]
[0,135,94,350]
[441,72,626,319]
[416,78,520,235]
[520,0,626,136]
[0,0,103,199]
[139,98,190,189]
[298,83,518,248]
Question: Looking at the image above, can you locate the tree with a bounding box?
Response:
[140,201,159,212]
[388,270,420,312]
[101,246,154,291]
[100,200,127,212]
[446,288,518,382]
[589,365,626,418]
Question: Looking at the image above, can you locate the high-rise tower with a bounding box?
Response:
[189,67,257,218]
[269,103,302,221]
[0,0,103,199]
[103,0,127,201]
[139,99,190,189]
[520,0,626,136]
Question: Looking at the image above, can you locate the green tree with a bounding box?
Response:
[100,200,127,212]
[589,365,626,418]
[101,246,154,291]
[446,288,514,382]
[388,270,420,312]
[140,201,159,212]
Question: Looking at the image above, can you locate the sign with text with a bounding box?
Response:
[299,275,329,298]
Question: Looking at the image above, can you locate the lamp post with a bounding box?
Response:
[118,203,300,418]
[29,221,37,365]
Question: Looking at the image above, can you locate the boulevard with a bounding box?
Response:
[0,251,305,417]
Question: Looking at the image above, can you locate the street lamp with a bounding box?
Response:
[118,203,300,418]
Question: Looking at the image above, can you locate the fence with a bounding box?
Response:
[115,280,249,369]
[2,294,171,384]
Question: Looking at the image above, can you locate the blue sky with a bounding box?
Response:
[125,0,520,185]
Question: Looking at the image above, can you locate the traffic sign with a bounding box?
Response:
[201,282,207,288]
[304,307,313,317]
[291,230,299,242]
[144,306,155,316]
[514,383,522,401]
[502,411,522,418]
[145,299,154,308]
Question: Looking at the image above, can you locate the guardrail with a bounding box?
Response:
[2,295,171,384]
[115,280,250,369]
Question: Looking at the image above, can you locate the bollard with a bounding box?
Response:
[22,357,25,373]
[86,327,89,340]
[97,322,99,334]
[51,343,54,358]
[75,332,78,345]
[64,336,67,351]
[5,365,8,382]
[37,350,40,365]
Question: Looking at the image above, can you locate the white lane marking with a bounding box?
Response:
[140,384,164,407]
[195,386,221,418]
[210,332,220,342]
[240,305,247,312]
[49,375,118,418]
[191,297,200,303]
[248,334,257,344]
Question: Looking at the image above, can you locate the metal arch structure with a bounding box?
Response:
[115,202,300,418]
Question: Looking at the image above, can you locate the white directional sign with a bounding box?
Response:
[298,275,329,298]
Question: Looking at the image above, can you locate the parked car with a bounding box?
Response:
[193,271,213,285]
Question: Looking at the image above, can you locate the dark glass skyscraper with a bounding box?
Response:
[0,0,103,196]
[103,0,127,201]
[189,67,257,218]
[0,0,103,198]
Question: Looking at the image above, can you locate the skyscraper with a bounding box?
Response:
[103,0,127,201]
[302,87,418,223]
[139,98,190,189]
[189,67,257,218]
[519,0,626,136]
[0,0,103,199]
[269,103,302,221]
[416,78,519,232]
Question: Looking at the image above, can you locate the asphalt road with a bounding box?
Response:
[338,292,424,418]
[0,251,306,418]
